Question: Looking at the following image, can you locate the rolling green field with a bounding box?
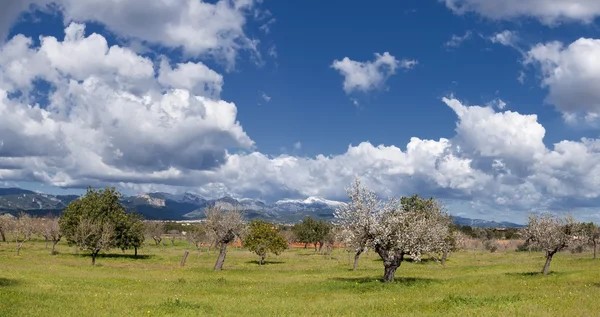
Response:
[1,239,600,316]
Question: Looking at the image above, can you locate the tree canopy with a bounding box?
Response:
[244,220,288,265]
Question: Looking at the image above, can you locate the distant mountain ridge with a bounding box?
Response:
[0,187,524,227]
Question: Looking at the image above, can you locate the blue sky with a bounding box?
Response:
[2,0,600,223]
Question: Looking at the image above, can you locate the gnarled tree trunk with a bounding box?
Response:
[353,250,362,271]
[441,250,448,265]
[92,249,100,265]
[134,247,138,257]
[376,247,405,282]
[0,230,5,242]
[542,250,555,275]
[51,240,59,255]
[214,243,228,271]
[259,253,266,266]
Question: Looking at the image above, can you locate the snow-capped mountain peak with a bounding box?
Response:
[276,196,345,207]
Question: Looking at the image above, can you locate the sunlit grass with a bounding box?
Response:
[1,239,599,316]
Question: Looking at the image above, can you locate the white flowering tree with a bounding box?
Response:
[524,213,580,275]
[205,206,245,271]
[335,178,451,282]
[334,178,379,270]
[371,195,451,282]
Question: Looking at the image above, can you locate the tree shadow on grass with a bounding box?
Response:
[505,271,563,277]
[72,253,154,260]
[0,278,20,287]
[245,260,285,265]
[331,276,438,285]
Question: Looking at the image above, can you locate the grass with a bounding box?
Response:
[1,240,600,316]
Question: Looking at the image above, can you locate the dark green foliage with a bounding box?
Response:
[59,187,141,263]
[244,220,288,265]
[292,216,331,251]
[115,212,145,256]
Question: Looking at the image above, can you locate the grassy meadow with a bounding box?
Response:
[1,238,600,316]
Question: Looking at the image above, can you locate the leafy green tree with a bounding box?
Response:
[292,216,331,252]
[244,220,288,265]
[59,187,129,264]
[115,212,145,257]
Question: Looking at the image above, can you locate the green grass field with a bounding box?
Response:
[1,239,600,316]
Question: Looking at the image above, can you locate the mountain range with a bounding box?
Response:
[0,187,524,227]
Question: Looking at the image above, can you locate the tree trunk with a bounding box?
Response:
[260,253,265,266]
[313,243,317,252]
[304,243,308,249]
[542,250,554,275]
[0,230,5,242]
[92,249,99,265]
[594,240,597,260]
[16,242,23,256]
[376,247,404,283]
[318,241,324,253]
[353,250,362,271]
[51,240,58,255]
[134,247,138,257]
[441,250,448,266]
[214,243,227,271]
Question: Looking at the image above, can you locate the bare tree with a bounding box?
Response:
[524,213,580,275]
[0,214,14,242]
[13,213,35,255]
[581,222,600,260]
[75,218,115,265]
[186,225,207,257]
[145,221,164,246]
[334,177,378,271]
[168,229,180,246]
[204,206,245,271]
[40,218,62,255]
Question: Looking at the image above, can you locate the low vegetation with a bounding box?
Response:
[1,179,599,315]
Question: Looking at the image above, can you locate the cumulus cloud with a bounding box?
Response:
[331,52,416,94]
[0,0,261,68]
[0,23,253,185]
[526,38,600,120]
[442,0,600,24]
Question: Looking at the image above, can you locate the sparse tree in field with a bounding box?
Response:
[581,222,600,260]
[186,225,207,257]
[13,212,35,255]
[243,220,288,266]
[334,177,378,270]
[205,206,245,271]
[115,213,145,257]
[145,221,164,246]
[0,214,14,242]
[59,187,129,265]
[371,195,451,282]
[74,218,115,265]
[292,216,331,252]
[279,227,296,247]
[168,229,180,246]
[524,213,580,275]
[40,217,62,255]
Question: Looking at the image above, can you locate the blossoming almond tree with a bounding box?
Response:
[334,178,379,271]
[335,178,451,282]
[524,213,580,275]
[371,196,451,282]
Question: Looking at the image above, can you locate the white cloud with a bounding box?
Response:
[445,31,473,48]
[0,23,253,184]
[442,0,600,24]
[0,0,261,68]
[260,91,271,102]
[526,38,600,120]
[331,52,416,94]
[490,30,519,47]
